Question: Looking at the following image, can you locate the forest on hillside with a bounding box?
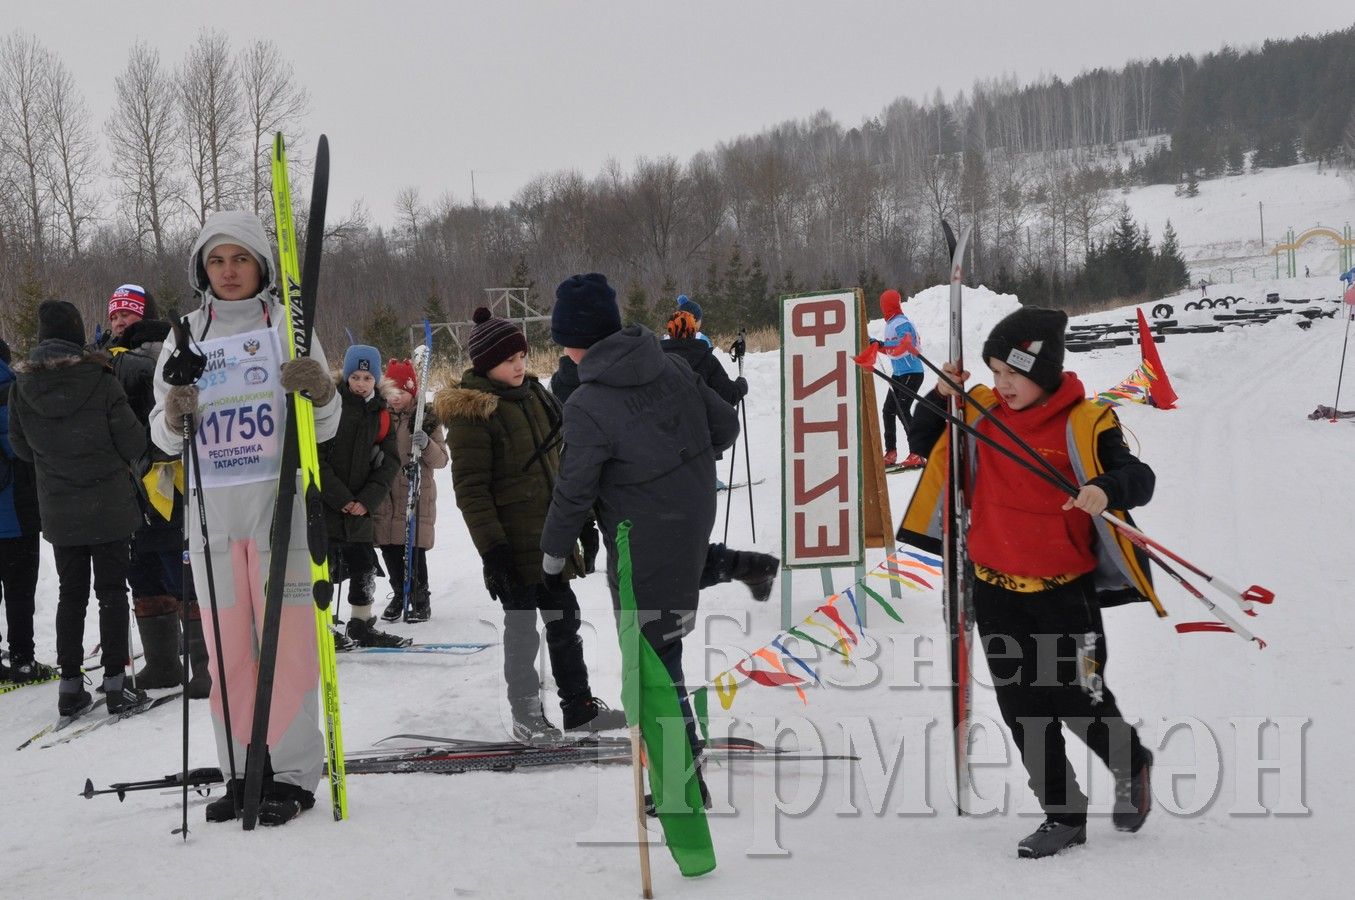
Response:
[1,25,1351,358]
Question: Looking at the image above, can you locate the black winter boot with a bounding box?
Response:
[1113,749,1153,833]
[1017,820,1087,859]
[380,593,405,622]
[404,587,431,623]
[510,696,562,744]
[103,672,149,714]
[57,675,93,718]
[134,611,184,688]
[346,615,411,648]
[562,697,628,732]
[730,551,780,602]
[185,617,211,700]
[258,780,316,826]
[205,779,243,822]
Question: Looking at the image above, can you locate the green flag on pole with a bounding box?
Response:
[615,520,716,878]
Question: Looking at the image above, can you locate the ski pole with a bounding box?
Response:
[1331,300,1354,420]
[721,422,738,544]
[737,328,756,543]
[175,540,190,840]
[862,342,1277,616]
[858,364,1270,644]
[166,315,241,817]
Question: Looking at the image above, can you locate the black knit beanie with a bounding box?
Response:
[469,307,529,374]
[37,300,86,346]
[981,306,1069,393]
[551,273,621,349]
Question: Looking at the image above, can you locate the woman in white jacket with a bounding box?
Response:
[149,210,340,827]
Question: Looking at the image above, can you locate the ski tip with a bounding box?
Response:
[81,778,94,799]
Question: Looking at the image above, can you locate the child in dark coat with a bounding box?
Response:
[8,302,148,716]
[0,337,48,684]
[438,307,624,742]
[900,306,1159,859]
[319,344,404,648]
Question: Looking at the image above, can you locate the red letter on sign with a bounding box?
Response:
[792,403,848,454]
[791,298,846,348]
[794,510,850,558]
[791,352,846,401]
[793,457,848,504]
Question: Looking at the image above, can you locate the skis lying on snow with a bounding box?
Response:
[84,738,862,798]
[17,698,109,750]
[40,692,183,749]
[2,650,143,699]
[884,461,926,475]
[337,642,491,656]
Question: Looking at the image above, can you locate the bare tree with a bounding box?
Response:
[178,28,245,225]
[393,185,425,241]
[41,51,99,256]
[0,32,51,258]
[107,41,181,256]
[238,40,309,216]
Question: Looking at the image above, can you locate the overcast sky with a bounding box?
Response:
[8,1,1354,226]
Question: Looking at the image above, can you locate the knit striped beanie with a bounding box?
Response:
[469,307,528,374]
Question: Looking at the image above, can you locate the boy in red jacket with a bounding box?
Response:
[900,306,1158,859]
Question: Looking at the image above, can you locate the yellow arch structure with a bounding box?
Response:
[1272,225,1354,276]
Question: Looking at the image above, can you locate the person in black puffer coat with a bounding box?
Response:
[8,301,148,717]
[0,338,49,684]
[318,344,402,648]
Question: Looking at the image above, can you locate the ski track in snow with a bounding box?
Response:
[5,176,1355,896]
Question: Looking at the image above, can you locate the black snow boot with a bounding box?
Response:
[205,779,243,823]
[1113,749,1153,833]
[185,617,212,700]
[134,611,184,688]
[1017,820,1087,859]
[103,673,149,714]
[258,781,316,827]
[380,593,405,622]
[730,551,780,602]
[511,696,562,744]
[346,616,412,648]
[404,587,431,623]
[57,675,93,718]
[562,697,628,733]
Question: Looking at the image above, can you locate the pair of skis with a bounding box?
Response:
[400,321,435,618]
[238,133,345,829]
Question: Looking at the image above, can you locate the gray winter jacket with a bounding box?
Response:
[8,341,146,546]
[540,325,739,612]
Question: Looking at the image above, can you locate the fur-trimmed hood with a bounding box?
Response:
[15,342,115,419]
[433,381,499,423]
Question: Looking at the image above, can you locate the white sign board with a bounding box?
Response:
[780,291,862,568]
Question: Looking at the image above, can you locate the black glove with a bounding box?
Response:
[579,523,600,575]
[734,375,748,399]
[481,544,520,602]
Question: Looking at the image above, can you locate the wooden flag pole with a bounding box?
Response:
[630,724,654,898]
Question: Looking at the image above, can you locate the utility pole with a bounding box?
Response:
[1259,201,1265,246]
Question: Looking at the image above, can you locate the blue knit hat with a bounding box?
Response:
[552,273,621,348]
[676,294,703,323]
[343,344,382,380]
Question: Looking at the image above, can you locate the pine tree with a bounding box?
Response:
[720,244,748,329]
[745,255,770,328]
[422,290,457,360]
[623,281,655,332]
[5,271,48,352]
[1147,220,1191,297]
[363,303,407,363]
[1185,171,1200,197]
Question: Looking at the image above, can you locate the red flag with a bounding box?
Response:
[1136,308,1178,410]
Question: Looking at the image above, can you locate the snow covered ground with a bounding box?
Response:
[5,194,1354,898]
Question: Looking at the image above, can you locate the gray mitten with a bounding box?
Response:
[280,357,336,405]
[411,430,430,452]
[163,385,200,424]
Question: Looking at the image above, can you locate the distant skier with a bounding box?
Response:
[876,289,925,469]
[900,306,1159,859]
[150,210,341,826]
